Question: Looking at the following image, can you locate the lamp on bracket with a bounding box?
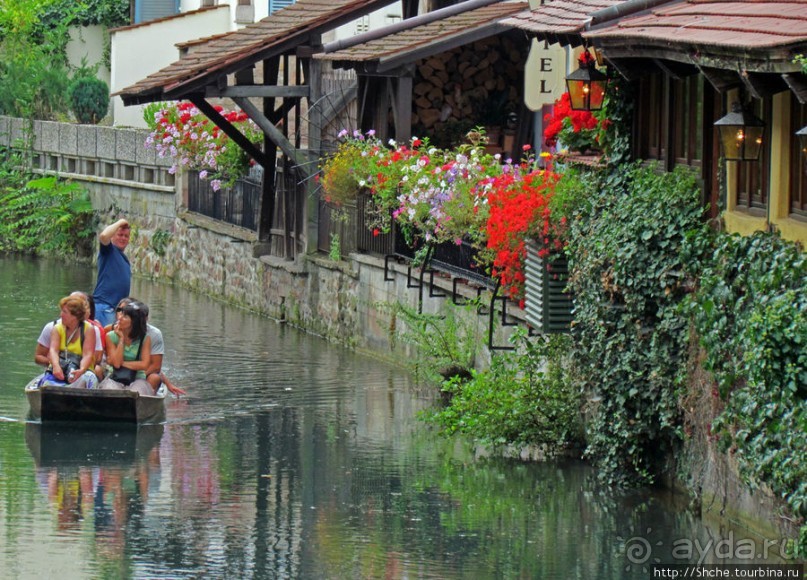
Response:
[796,124,807,156]
[565,49,608,111]
[714,101,765,161]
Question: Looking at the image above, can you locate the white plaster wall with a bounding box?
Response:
[329,2,404,42]
[66,25,111,88]
[110,6,232,128]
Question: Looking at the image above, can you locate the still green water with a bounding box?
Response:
[0,255,795,579]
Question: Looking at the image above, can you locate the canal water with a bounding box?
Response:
[0,255,794,579]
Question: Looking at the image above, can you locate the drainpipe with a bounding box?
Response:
[322,0,503,53]
[587,0,671,29]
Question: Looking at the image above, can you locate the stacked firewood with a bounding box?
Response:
[412,36,525,143]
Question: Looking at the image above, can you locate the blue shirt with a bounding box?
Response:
[92,242,131,308]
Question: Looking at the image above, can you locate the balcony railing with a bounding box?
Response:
[187,171,260,231]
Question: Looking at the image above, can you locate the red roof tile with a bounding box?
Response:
[117,0,396,104]
[585,0,807,50]
[502,0,629,36]
[318,1,528,70]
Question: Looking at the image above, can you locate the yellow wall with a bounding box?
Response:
[722,90,807,247]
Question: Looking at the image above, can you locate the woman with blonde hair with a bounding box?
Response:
[40,294,98,389]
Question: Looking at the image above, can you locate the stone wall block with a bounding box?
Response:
[77,125,98,158]
[59,123,78,156]
[0,116,10,147]
[115,129,138,163]
[39,121,60,153]
[97,126,117,160]
[135,130,156,165]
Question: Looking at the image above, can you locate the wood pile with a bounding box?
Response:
[411,36,526,144]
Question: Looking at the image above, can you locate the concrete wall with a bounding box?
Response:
[66,25,111,89]
[0,116,176,217]
[110,6,232,128]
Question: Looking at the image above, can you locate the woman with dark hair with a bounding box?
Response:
[98,300,152,395]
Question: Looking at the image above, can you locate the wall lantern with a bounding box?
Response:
[714,101,765,161]
[565,50,608,111]
[796,124,807,155]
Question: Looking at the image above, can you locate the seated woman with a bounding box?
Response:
[40,295,98,389]
[99,301,153,396]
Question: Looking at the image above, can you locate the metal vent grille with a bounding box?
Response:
[524,240,572,334]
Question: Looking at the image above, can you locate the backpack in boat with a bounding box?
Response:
[110,336,143,386]
[57,320,84,376]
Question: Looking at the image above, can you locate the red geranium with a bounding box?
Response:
[484,168,564,305]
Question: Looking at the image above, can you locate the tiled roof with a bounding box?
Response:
[117,0,396,104]
[317,1,528,70]
[502,0,628,36]
[584,0,807,50]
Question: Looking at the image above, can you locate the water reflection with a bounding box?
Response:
[1,255,796,579]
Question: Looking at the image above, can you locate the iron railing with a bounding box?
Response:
[187,171,261,231]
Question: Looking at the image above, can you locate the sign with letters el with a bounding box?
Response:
[524,40,568,112]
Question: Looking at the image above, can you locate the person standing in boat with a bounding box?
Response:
[40,294,98,389]
[92,218,131,328]
[99,300,153,396]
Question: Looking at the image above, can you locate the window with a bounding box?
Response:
[636,73,665,161]
[789,95,807,218]
[355,15,370,34]
[635,73,703,168]
[269,0,294,13]
[672,76,703,168]
[734,98,770,212]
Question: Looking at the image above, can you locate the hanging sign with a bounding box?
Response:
[524,39,567,112]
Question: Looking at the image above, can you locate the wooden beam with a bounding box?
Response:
[653,58,697,80]
[205,85,310,98]
[783,73,807,104]
[317,83,358,126]
[697,65,741,93]
[395,75,412,143]
[740,71,787,100]
[188,95,269,169]
[232,96,312,177]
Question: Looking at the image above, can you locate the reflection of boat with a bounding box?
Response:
[25,421,164,467]
[25,378,167,424]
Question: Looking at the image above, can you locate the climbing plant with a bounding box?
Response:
[686,231,806,553]
[565,162,710,485]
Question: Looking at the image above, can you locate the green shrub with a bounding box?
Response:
[68,76,109,124]
[428,331,582,451]
[0,175,96,256]
[382,299,482,385]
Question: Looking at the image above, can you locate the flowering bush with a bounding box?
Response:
[483,166,563,304]
[543,91,605,153]
[331,130,505,246]
[319,129,385,207]
[144,101,262,191]
[318,129,567,302]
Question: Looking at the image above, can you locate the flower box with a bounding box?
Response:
[524,240,573,333]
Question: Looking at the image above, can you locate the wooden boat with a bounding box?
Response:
[25,422,164,467]
[25,378,167,424]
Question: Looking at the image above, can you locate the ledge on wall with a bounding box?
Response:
[179,209,257,243]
